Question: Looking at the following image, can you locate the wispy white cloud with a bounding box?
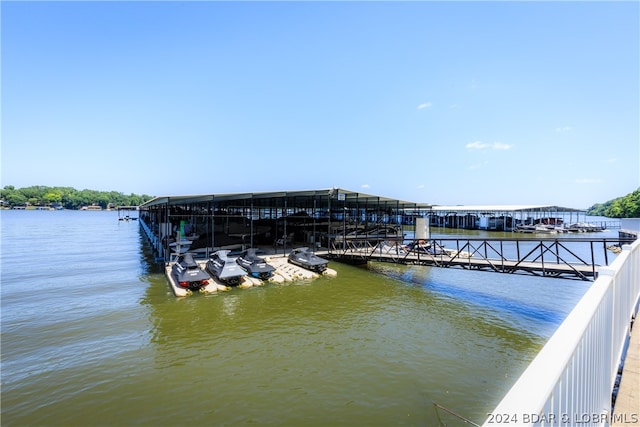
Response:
[575,178,602,184]
[466,141,489,149]
[417,102,432,110]
[492,142,513,150]
[555,126,573,132]
[361,184,370,189]
[606,158,617,163]
[416,184,425,189]
[465,141,513,150]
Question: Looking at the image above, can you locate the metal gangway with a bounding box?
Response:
[328,236,633,281]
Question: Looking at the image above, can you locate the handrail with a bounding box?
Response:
[328,236,632,280]
[482,239,640,426]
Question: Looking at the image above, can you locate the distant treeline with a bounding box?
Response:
[1,185,154,210]
[587,188,640,218]
[4,184,638,218]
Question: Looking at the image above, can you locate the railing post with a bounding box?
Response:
[598,265,620,402]
[593,240,598,278]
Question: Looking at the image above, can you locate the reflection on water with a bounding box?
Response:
[368,262,587,338]
[1,211,591,426]
[137,263,572,426]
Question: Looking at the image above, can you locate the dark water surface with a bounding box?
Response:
[1,210,592,426]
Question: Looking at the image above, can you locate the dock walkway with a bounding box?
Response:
[328,246,599,280]
[612,318,639,426]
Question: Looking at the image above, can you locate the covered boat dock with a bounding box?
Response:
[137,191,629,281]
[138,188,432,262]
[429,204,590,231]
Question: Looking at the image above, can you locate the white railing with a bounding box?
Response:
[483,239,640,427]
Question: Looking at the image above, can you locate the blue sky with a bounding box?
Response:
[2,1,638,208]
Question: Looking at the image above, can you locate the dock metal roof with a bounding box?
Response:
[139,188,432,210]
[430,205,585,213]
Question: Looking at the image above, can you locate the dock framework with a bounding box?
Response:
[137,188,633,280]
[428,204,611,231]
[325,236,634,281]
[137,188,432,263]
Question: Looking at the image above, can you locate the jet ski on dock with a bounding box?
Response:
[171,253,211,291]
[236,248,276,280]
[288,247,329,273]
[206,250,245,286]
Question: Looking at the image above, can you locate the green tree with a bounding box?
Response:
[44,191,63,205]
[587,188,640,218]
[1,185,153,209]
[1,186,17,203]
[5,192,27,206]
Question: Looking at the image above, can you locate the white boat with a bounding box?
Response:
[514,224,558,234]
[534,224,558,234]
[566,223,605,233]
[335,226,404,243]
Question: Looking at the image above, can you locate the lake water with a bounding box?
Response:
[1,210,603,426]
